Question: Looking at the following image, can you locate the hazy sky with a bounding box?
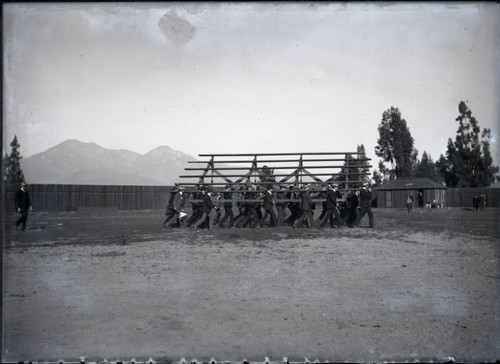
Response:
[3,2,499,172]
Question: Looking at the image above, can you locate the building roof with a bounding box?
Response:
[376,177,446,191]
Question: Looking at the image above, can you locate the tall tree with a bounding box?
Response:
[437,101,499,187]
[6,135,26,184]
[375,107,418,178]
[372,161,392,187]
[356,144,372,185]
[2,152,9,182]
[414,151,442,184]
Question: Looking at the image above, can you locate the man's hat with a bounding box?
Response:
[302,184,309,190]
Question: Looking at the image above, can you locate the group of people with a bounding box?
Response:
[163,183,374,230]
[472,194,486,210]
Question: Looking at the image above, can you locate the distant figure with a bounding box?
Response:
[406,195,413,213]
[192,187,215,229]
[479,194,486,210]
[346,189,359,228]
[294,185,316,228]
[164,186,185,228]
[472,195,479,210]
[320,184,342,228]
[14,182,32,231]
[219,184,234,228]
[258,187,277,227]
[358,183,374,228]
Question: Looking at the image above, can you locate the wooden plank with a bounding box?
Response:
[184,164,372,170]
[176,180,369,186]
[198,152,365,157]
[179,172,371,178]
[188,158,370,163]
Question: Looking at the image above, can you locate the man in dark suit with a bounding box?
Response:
[236,185,259,228]
[357,183,374,228]
[275,185,287,226]
[219,184,235,228]
[258,187,277,227]
[320,184,342,228]
[294,185,316,228]
[186,185,203,227]
[164,186,185,228]
[346,189,359,227]
[15,182,32,231]
[192,187,215,229]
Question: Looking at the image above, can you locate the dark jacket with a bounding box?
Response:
[299,190,313,211]
[15,189,31,210]
[201,193,215,214]
[347,191,359,209]
[326,189,341,209]
[262,190,274,210]
[359,188,372,208]
[223,191,233,207]
[172,191,185,210]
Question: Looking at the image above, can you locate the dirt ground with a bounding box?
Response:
[2,207,499,363]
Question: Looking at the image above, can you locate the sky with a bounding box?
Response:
[3,2,499,173]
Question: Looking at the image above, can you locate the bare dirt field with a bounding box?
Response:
[2,207,500,363]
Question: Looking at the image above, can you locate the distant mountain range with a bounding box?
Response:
[21,140,197,185]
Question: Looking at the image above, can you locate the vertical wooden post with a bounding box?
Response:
[345,154,350,195]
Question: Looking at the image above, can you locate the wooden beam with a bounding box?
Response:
[188,158,370,164]
[184,164,372,171]
[176,180,369,186]
[179,172,371,178]
[198,152,365,157]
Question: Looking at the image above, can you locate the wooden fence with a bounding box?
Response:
[445,187,500,208]
[4,184,500,212]
[4,184,173,211]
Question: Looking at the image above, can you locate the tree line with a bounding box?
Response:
[372,100,499,188]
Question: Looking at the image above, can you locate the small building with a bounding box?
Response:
[376,177,446,208]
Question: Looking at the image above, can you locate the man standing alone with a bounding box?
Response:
[15,182,32,231]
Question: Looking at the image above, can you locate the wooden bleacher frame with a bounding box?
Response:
[176,152,371,203]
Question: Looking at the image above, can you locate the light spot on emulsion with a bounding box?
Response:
[158,12,195,45]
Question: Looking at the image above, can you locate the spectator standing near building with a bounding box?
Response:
[406,195,413,213]
[479,194,486,210]
[472,194,480,210]
[358,183,374,228]
[14,182,32,231]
